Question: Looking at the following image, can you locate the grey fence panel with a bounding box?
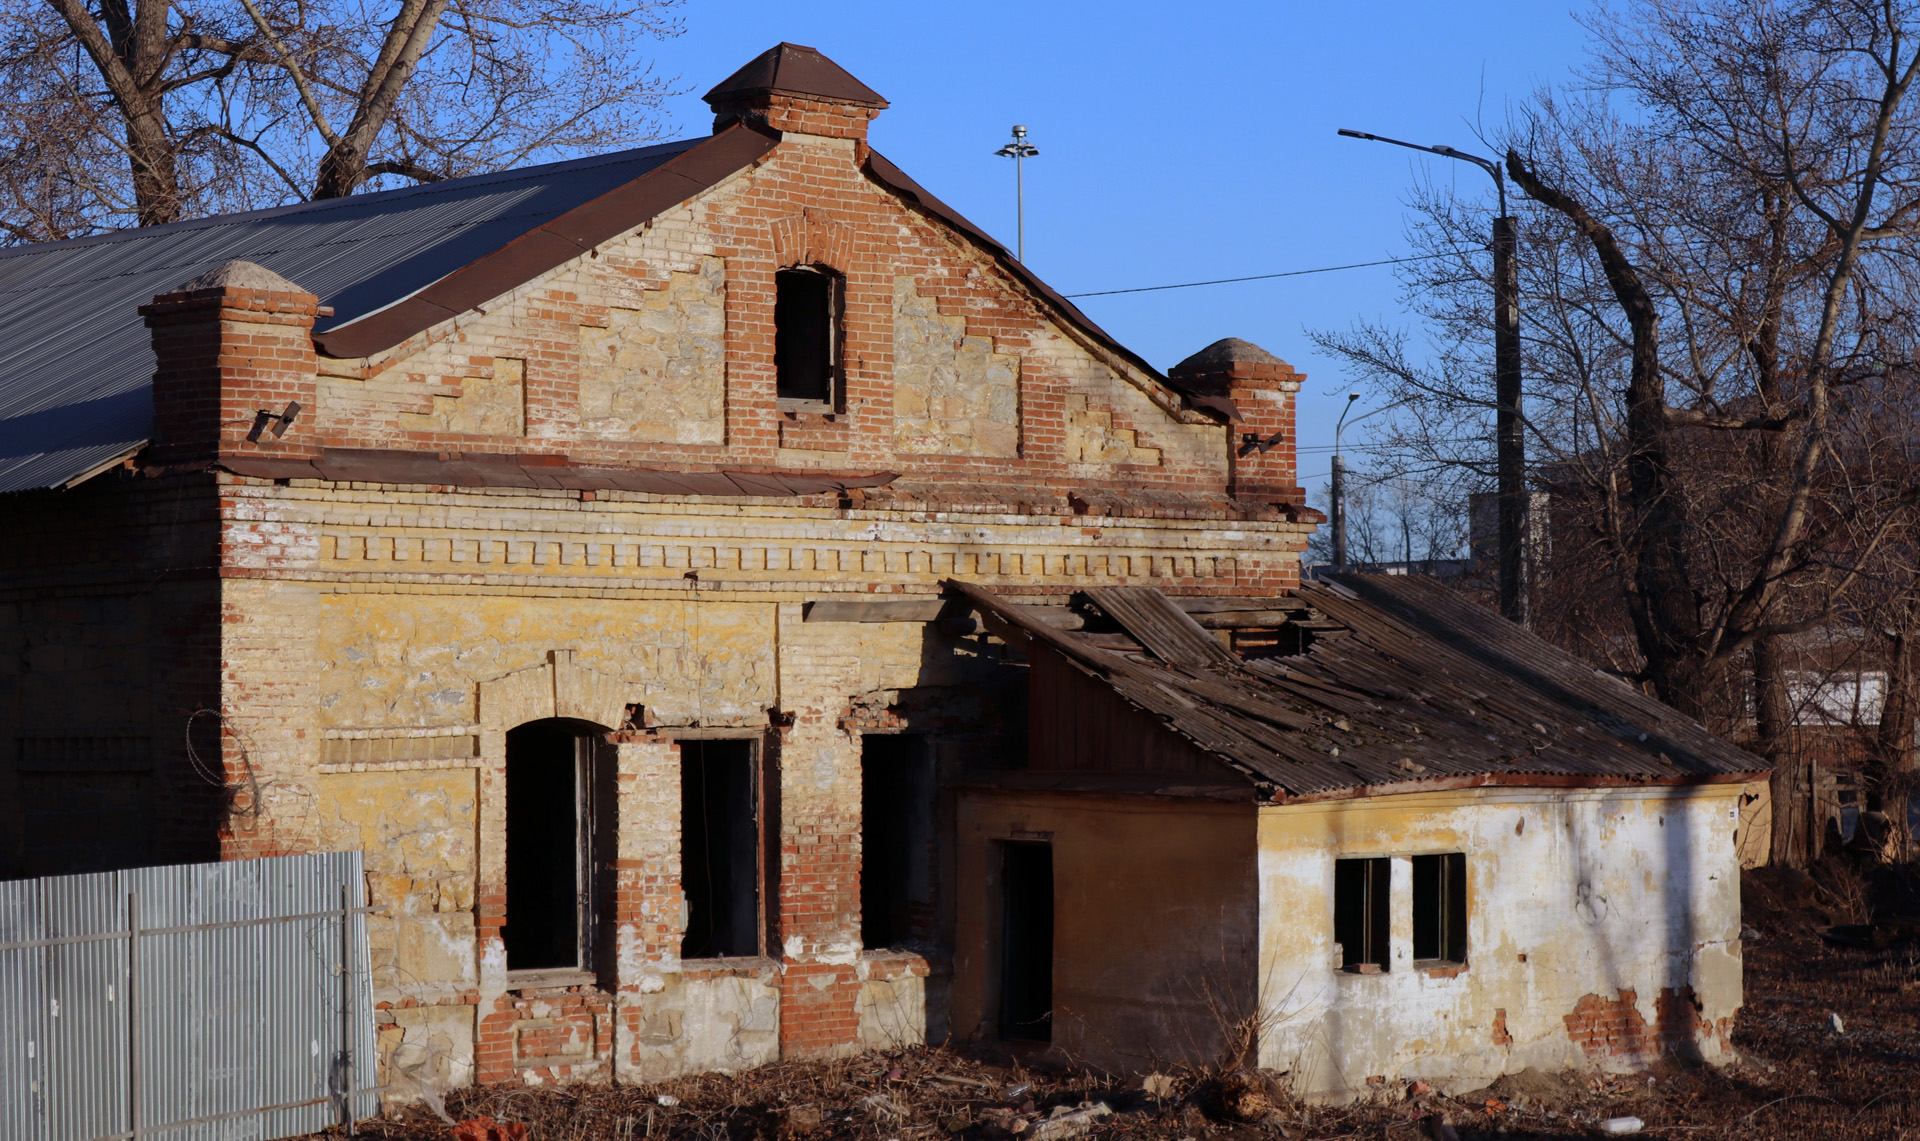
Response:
[0,852,378,1141]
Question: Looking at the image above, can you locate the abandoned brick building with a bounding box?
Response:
[0,44,1765,1100]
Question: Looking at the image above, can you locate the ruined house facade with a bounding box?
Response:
[0,44,1762,1101]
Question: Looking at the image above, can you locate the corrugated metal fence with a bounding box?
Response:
[0,852,378,1141]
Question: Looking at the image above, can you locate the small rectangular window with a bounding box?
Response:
[775,266,838,405]
[1333,856,1390,972]
[681,739,767,959]
[1412,852,1467,964]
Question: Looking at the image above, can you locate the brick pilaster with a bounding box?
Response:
[139,260,323,466]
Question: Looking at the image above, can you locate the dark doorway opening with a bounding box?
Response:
[681,739,763,959]
[998,840,1053,1041]
[1333,856,1391,972]
[505,720,598,972]
[775,266,839,404]
[1412,852,1467,964]
[861,734,935,949]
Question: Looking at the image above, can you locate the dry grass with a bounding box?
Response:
[321,872,1920,1141]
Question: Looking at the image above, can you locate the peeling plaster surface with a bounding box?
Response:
[1255,786,1746,1100]
[618,968,782,1081]
[317,594,774,728]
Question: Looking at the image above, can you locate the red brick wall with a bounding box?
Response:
[1563,986,1725,1061]
[142,281,321,466]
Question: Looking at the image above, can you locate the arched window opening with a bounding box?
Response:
[505,719,608,974]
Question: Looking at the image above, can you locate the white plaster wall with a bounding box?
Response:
[1255,785,1746,1100]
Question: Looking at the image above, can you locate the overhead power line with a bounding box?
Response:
[1062,252,1455,298]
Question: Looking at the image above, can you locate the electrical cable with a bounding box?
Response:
[1062,252,1456,298]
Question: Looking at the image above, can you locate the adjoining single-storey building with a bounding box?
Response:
[0,42,1762,1103]
[949,577,1762,1095]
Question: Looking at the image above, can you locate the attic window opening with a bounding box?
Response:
[776,265,841,407]
[1333,856,1390,973]
[1230,626,1309,659]
[1413,852,1467,965]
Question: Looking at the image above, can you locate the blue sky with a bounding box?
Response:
[664,1,1595,485]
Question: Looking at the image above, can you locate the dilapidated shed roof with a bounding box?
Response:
[952,574,1765,802]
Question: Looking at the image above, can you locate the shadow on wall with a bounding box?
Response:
[9,584,227,881]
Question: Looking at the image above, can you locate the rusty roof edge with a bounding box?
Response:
[862,153,1227,426]
[314,124,779,360]
[1276,769,1758,805]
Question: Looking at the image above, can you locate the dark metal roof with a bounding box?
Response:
[952,576,1765,801]
[0,133,751,494]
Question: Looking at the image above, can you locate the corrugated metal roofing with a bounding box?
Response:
[0,138,698,494]
[952,576,1765,801]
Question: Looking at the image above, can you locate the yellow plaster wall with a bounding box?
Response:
[952,790,1258,1072]
[315,594,775,729]
[1254,785,1747,1099]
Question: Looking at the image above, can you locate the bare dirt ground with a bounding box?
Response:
[327,866,1920,1141]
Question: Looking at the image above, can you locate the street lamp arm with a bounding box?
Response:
[1338,128,1506,217]
[1334,395,1415,453]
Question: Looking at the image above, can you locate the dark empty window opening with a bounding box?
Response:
[505,720,601,973]
[1333,856,1390,973]
[681,739,765,959]
[1230,626,1313,660]
[1413,852,1467,964]
[998,840,1054,1041]
[861,734,936,949]
[775,266,839,406]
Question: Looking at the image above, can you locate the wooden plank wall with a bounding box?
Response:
[1028,645,1239,779]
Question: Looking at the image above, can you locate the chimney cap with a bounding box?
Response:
[1169,337,1290,376]
[703,43,888,110]
[167,260,308,296]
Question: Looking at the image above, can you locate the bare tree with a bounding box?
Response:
[1305,465,1470,570]
[1317,0,1920,864]
[0,0,683,238]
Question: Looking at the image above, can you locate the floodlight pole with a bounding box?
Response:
[994,125,1040,262]
[1338,128,1528,625]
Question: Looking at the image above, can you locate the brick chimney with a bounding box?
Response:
[1169,338,1303,504]
[704,42,888,142]
[140,261,322,465]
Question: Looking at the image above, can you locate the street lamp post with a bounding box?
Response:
[994,125,1039,262]
[1338,128,1528,625]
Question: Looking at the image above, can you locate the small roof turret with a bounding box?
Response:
[1170,337,1290,378]
[703,43,887,111]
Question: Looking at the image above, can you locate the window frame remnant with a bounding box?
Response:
[504,719,608,978]
[1412,851,1468,965]
[1333,855,1391,973]
[774,264,842,409]
[679,736,774,961]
